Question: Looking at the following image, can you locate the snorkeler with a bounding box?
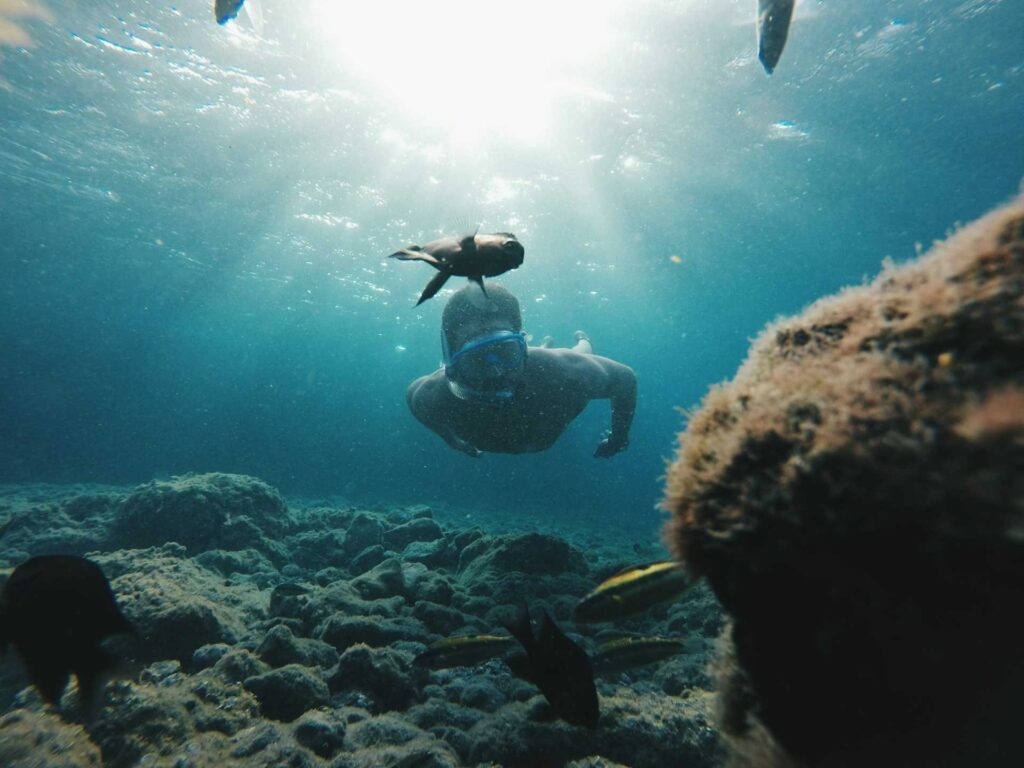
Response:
[405,284,636,458]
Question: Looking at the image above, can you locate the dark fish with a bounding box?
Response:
[573,560,696,623]
[0,555,134,711]
[215,0,245,25]
[757,0,795,74]
[413,634,518,670]
[504,603,599,728]
[268,582,310,614]
[592,635,686,676]
[388,231,525,305]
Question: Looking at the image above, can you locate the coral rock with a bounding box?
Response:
[96,547,257,663]
[458,533,588,582]
[258,624,339,669]
[112,473,290,558]
[664,195,1024,767]
[0,709,102,767]
[328,644,419,712]
[243,664,329,722]
[383,518,445,551]
[292,709,348,758]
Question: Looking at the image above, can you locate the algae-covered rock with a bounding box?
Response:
[213,648,270,683]
[243,664,329,722]
[328,644,419,712]
[112,473,291,559]
[94,546,259,663]
[341,513,384,556]
[258,624,338,669]
[349,544,388,574]
[0,709,102,767]
[314,615,427,652]
[89,670,260,768]
[383,518,444,551]
[411,600,470,635]
[458,533,588,582]
[292,709,348,758]
[665,194,1024,767]
[301,581,404,631]
[349,556,405,600]
[401,537,460,570]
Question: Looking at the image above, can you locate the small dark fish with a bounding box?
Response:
[573,560,696,623]
[413,634,518,670]
[757,0,795,75]
[268,582,310,614]
[592,635,686,676]
[388,231,525,305]
[271,582,309,599]
[215,0,245,25]
[504,603,599,728]
[0,555,135,711]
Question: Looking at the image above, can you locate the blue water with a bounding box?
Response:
[1,0,1021,533]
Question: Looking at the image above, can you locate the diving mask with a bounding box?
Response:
[443,330,527,401]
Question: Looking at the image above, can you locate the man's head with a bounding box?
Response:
[441,284,526,402]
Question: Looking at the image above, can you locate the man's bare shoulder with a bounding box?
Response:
[527,347,626,376]
[525,346,634,399]
[407,370,450,410]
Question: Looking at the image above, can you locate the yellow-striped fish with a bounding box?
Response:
[592,635,686,676]
[573,560,695,623]
[413,634,518,670]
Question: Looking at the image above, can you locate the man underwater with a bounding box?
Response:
[406,284,637,458]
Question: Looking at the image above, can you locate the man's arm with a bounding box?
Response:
[406,374,483,457]
[558,352,637,457]
[593,357,637,457]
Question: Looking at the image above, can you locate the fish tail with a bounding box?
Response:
[389,246,434,263]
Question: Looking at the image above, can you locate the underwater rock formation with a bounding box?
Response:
[112,473,291,560]
[94,544,260,663]
[664,195,1024,767]
[1,477,725,767]
[0,709,101,767]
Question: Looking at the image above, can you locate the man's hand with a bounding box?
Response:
[594,431,628,459]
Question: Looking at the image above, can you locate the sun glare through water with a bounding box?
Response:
[307,0,626,147]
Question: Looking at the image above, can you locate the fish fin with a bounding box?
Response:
[389,247,442,267]
[537,609,566,649]
[24,656,70,705]
[240,0,264,35]
[503,602,534,651]
[74,661,105,720]
[416,271,451,305]
[469,275,488,296]
[459,231,478,255]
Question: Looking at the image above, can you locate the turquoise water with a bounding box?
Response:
[1,0,1022,531]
